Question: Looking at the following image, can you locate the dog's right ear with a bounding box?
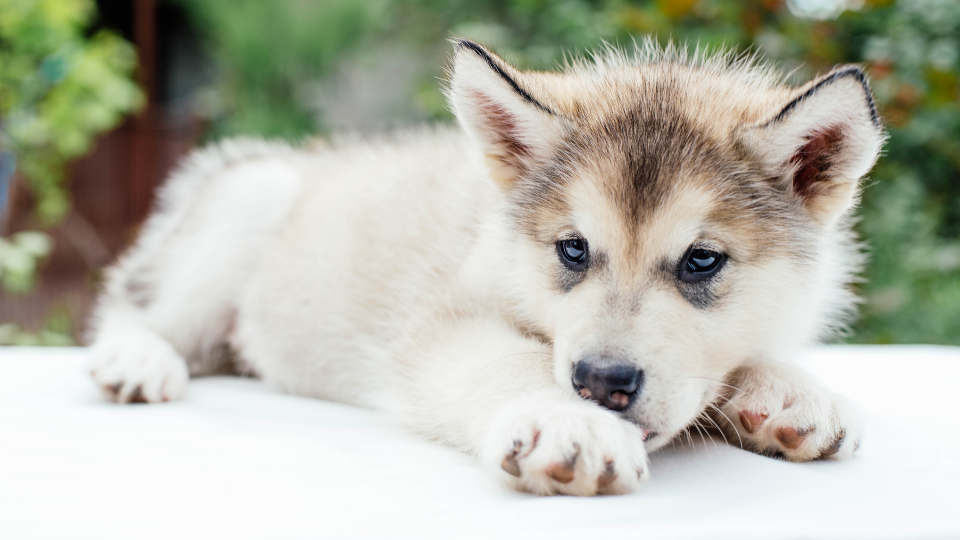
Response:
[448,39,563,189]
[741,66,884,224]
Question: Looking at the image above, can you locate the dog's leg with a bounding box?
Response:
[87,303,192,404]
[87,222,240,404]
[394,313,649,496]
[711,361,862,461]
[87,151,302,403]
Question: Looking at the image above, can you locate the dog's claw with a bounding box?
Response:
[501,439,523,477]
[597,458,618,488]
[128,385,147,404]
[820,429,845,457]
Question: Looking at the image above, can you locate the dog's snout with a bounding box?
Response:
[572,357,643,411]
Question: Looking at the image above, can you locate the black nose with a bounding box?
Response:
[572,357,643,411]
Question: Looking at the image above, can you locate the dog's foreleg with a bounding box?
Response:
[712,361,862,461]
[86,152,302,403]
[393,314,649,496]
[87,300,191,403]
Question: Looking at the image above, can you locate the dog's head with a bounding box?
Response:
[447,40,883,449]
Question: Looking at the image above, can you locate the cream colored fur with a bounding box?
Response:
[87,40,882,496]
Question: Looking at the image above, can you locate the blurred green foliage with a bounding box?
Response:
[0,0,143,345]
[0,230,51,293]
[0,305,73,346]
[175,0,960,345]
[0,0,143,224]
[172,0,384,138]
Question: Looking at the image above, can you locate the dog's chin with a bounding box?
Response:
[640,427,678,452]
[618,413,665,450]
[619,410,693,452]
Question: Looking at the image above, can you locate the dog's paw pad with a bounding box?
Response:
[543,444,579,484]
[738,410,768,434]
[775,426,809,450]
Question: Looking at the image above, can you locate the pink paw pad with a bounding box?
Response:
[544,443,580,484]
[775,426,809,450]
[738,410,768,434]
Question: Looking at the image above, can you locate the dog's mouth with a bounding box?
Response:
[627,418,658,442]
[618,410,661,443]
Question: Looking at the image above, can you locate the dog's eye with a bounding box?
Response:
[557,238,589,271]
[679,248,724,283]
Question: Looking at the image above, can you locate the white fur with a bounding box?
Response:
[87,42,879,495]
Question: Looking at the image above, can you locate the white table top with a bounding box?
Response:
[2,345,958,540]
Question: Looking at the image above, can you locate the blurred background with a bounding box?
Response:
[0,0,958,346]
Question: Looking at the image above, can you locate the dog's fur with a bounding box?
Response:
[87,39,884,496]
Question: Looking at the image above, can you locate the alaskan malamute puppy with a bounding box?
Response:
[88,39,883,496]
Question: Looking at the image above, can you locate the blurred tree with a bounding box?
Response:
[171,0,384,139]
[831,0,960,343]
[0,0,143,225]
[0,0,142,343]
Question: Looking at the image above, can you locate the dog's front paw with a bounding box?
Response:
[87,326,189,404]
[482,399,649,496]
[717,366,861,461]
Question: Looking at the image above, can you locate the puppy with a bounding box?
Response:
[88,39,883,495]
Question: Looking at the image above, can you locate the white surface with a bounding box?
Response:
[1,346,959,540]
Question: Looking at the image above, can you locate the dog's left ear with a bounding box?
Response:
[742,66,884,224]
[447,39,564,189]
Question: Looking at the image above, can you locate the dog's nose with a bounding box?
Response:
[572,357,643,411]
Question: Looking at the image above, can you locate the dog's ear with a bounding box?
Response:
[742,66,884,224]
[448,39,563,189]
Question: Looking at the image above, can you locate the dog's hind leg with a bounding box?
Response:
[86,142,302,403]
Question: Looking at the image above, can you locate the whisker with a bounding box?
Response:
[707,402,743,449]
[701,408,731,447]
[691,420,704,447]
[683,427,695,451]
[693,418,718,449]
